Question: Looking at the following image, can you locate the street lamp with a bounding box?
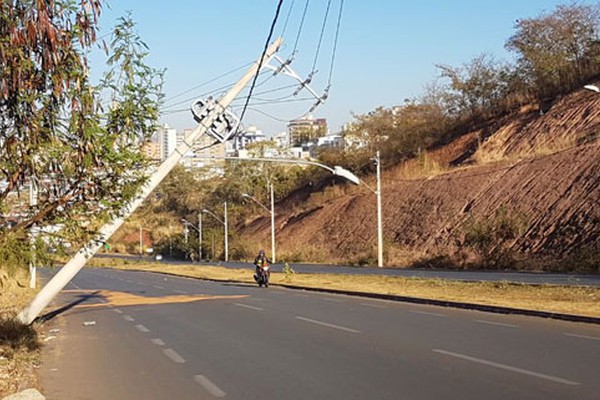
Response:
[242,183,276,263]
[181,213,202,261]
[194,155,384,267]
[202,202,228,261]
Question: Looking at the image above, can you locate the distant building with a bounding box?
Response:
[287,115,328,147]
[233,125,268,153]
[273,131,288,148]
[157,124,177,160]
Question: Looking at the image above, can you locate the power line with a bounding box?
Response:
[238,0,286,125]
[162,61,254,106]
[311,0,332,74]
[280,0,295,38]
[293,0,311,54]
[327,0,345,86]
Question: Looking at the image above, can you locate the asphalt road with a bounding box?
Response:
[96,253,600,286]
[40,267,600,400]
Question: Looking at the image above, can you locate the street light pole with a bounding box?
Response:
[375,151,383,268]
[224,202,229,262]
[270,183,276,263]
[198,212,202,261]
[202,205,228,262]
[139,225,143,257]
[242,184,276,263]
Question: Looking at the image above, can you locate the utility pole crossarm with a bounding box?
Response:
[17,38,283,325]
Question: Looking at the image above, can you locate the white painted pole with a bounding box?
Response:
[270,183,276,263]
[139,226,143,256]
[224,202,229,262]
[376,151,383,268]
[198,212,202,261]
[17,38,283,324]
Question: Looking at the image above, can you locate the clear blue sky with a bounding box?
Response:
[90,1,595,135]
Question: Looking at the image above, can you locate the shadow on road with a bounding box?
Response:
[36,291,104,323]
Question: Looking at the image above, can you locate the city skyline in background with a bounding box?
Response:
[89,1,594,137]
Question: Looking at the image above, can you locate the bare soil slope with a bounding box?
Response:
[241,86,600,267]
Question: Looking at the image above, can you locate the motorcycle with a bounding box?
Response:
[254,263,270,287]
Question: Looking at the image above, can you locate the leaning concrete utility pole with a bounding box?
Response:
[18,38,283,325]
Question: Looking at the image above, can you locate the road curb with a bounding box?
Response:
[122,268,600,325]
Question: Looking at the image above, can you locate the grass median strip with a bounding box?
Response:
[88,258,600,319]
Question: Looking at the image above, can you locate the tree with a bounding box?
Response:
[506,3,600,98]
[0,2,163,276]
[436,53,510,117]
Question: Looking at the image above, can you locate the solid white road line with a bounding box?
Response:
[194,375,226,398]
[408,310,446,317]
[563,332,600,342]
[433,349,581,386]
[234,303,263,311]
[163,348,186,364]
[135,324,150,333]
[295,316,360,334]
[151,338,166,346]
[474,319,518,328]
[123,315,135,322]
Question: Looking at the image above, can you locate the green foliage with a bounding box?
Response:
[436,53,511,117]
[562,243,600,273]
[282,262,295,282]
[506,3,600,99]
[0,4,163,275]
[462,206,528,269]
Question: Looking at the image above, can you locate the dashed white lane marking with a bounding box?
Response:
[173,289,188,294]
[154,285,165,289]
[70,282,82,289]
[163,348,186,364]
[113,308,123,314]
[295,294,309,298]
[234,303,263,311]
[123,315,135,322]
[295,316,360,334]
[563,332,600,341]
[135,324,150,333]
[360,303,387,309]
[151,338,166,346]
[194,375,226,398]
[433,349,581,386]
[408,310,446,317]
[321,298,344,303]
[475,320,518,328]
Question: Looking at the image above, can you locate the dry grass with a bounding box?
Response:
[0,273,41,398]
[91,258,600,318]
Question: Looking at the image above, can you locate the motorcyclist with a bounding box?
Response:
[254,249,271,280]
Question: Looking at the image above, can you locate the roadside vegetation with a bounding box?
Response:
[0,273,40,398]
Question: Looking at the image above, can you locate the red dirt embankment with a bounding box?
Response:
[241,85,600,266]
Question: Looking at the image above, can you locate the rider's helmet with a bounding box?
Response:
[258,249,265,256]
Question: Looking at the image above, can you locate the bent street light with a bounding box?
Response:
[242,184,276,263]
[202,203,228,262]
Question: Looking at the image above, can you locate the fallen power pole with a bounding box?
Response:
[17,38,283,325]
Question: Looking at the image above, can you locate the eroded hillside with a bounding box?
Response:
[241,85,600,268]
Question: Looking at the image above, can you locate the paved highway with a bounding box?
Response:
[95,254,600,286]
[40,267,600,399]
